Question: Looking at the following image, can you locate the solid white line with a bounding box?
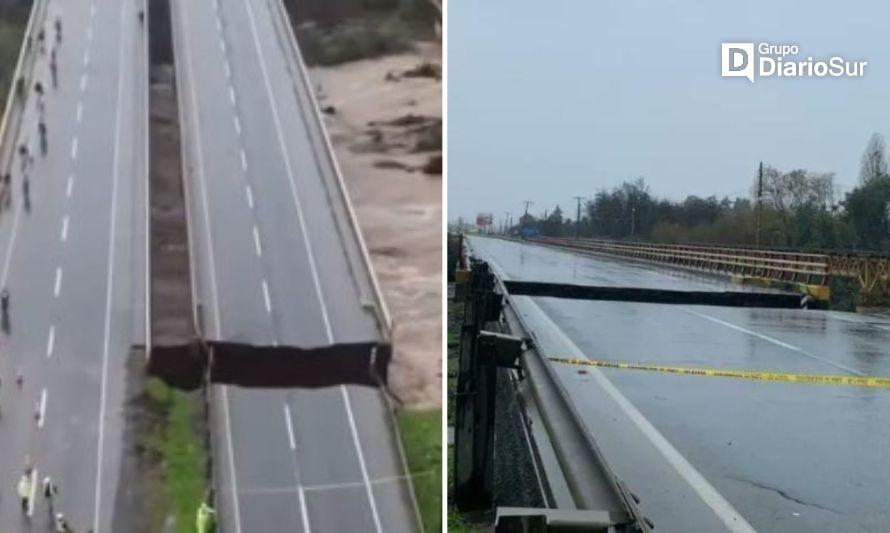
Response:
[181,3,240,528]
[46,325,55,357]
[53,267,62,297]
[80,74,88,92]
[0,197,23,287]
[66,174,74,197]
[243,0,333,341]
[229,86,236,105]
[26,468,38,516]
[240,148,247,170]
[245,185,254,208]
[38,388,47,428]
[76,103,83,123]
[483,256,756,532]
[60,216,69,241]
[94,5,127,529]
[262,279,272,313]
[683,309,865,376]
[70,137,79,159]
[233,115,241,135]
[283,404,296,450]
[252,226,262,256]
[340,387,383,532]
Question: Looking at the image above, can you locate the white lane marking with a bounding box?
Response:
[76,103,84,123]
[94,5,127,529]
[252,226,262,257]
[66,174,74,197]
[283,404,296,450]
[300,487,311,533]
[26,468,38,516]
[229,86,236,105]
[87,26,93,43]
[70,137,79,160]
[53,267,63,298]
[83,49,91,67]
[0,196,23,286]
[243,0,333,341]
[90,3,96,17]
[245,185,254,208]
[80,74,88,92]
[216,15,222,32]
[220,37,227,54]
[262,279,272,313]
[481,257,757,533]
[61,216,69,241]
[38,388,47,428]
[224,60,232,79]
[683,309,865,376]
[233,115,241,135]
[239,148,247,171]
[46,325,55,357]
[181,0,239,527]
[341,387,383,532]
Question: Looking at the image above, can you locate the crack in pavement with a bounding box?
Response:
[728,475,841,514]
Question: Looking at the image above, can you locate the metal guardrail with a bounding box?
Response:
[531,236,890,305]
[534,236,830,284]
[454,250,651,532]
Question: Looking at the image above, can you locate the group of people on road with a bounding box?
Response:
[5,14,85,533]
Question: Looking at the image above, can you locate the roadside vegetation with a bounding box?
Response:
[141,378,209,533]
[397,409,442,533]
[510,133,890,308]
[0,5,29,117]
[286,0,439,65]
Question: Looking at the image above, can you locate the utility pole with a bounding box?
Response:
[755,161,763,247]
[521,200,533,232]
[503,212,510,235]
[572,196,584,239]
[630,206,636,238]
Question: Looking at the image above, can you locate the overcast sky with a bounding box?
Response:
[448,0,890,225]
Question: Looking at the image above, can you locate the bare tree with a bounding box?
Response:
[859,132,888,184]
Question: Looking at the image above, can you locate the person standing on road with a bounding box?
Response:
[43,476,58,513]
[18,472,32,512]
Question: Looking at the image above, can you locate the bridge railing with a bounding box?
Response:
[533,236,830,285]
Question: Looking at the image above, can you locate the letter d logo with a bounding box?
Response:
[721,43,754,83]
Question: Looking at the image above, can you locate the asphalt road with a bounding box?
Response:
[0,0,146,531]
[470,235,890,533]
[174,0,419,530]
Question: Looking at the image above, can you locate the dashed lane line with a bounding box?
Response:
[245,185,254,209]
[46,325,55,357]
[70,137,78,160]
[53,267,62,298]
[66,174,74,197]
[262,279,272,313]
[283,404,296,450]
[38,388,47,428]
[61,216,69,241]
[252,226,262,257]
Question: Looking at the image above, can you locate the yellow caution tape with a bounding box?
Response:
[549,357,890,389]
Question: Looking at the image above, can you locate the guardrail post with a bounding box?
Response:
[454,262,509,510]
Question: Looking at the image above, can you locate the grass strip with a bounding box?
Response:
[145,378,208,533]
[398,408,442,532]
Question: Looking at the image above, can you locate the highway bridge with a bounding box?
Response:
[458,235,890,532]
[0,0,419,531]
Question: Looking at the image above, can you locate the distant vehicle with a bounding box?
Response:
[520,226,540,238]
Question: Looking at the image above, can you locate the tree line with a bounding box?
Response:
[516,133,890,253]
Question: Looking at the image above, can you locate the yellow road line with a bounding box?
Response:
[549,357,890,388]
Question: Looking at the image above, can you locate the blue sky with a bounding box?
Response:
[448,0,890,225]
